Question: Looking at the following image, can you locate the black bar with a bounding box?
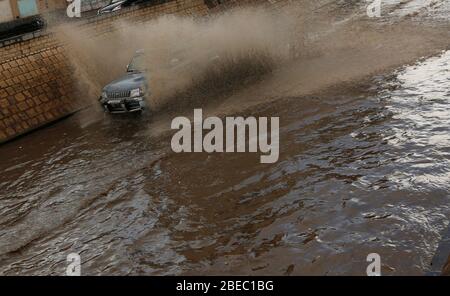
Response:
[0,276,449,295]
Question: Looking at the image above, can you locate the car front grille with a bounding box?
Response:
[107,90,131,99]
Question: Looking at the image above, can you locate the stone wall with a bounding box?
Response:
[0,31,82,142]
[79,0,210,38]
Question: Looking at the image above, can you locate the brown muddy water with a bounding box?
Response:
[1,0,450,276]
[0,49,449,275]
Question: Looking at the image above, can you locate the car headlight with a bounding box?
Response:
[130,88,142,98]
[102,91,108,99]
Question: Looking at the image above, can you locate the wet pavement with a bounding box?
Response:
[0,48,449,275]
[1,0,450,276]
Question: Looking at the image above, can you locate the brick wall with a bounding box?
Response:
[0,41,81,141]
[78,0,210,38]
[0,33,60,61]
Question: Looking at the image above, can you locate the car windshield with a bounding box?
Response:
[127,53,146,72]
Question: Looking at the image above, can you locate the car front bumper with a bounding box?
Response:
[102,97,146,114]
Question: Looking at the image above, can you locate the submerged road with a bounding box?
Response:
[0,49,449,275]
[0,0,450,276]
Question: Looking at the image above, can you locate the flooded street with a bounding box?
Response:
[1,0,450,276]
[1,47,449,275]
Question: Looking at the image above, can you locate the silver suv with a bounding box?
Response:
[99,50,148,114]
